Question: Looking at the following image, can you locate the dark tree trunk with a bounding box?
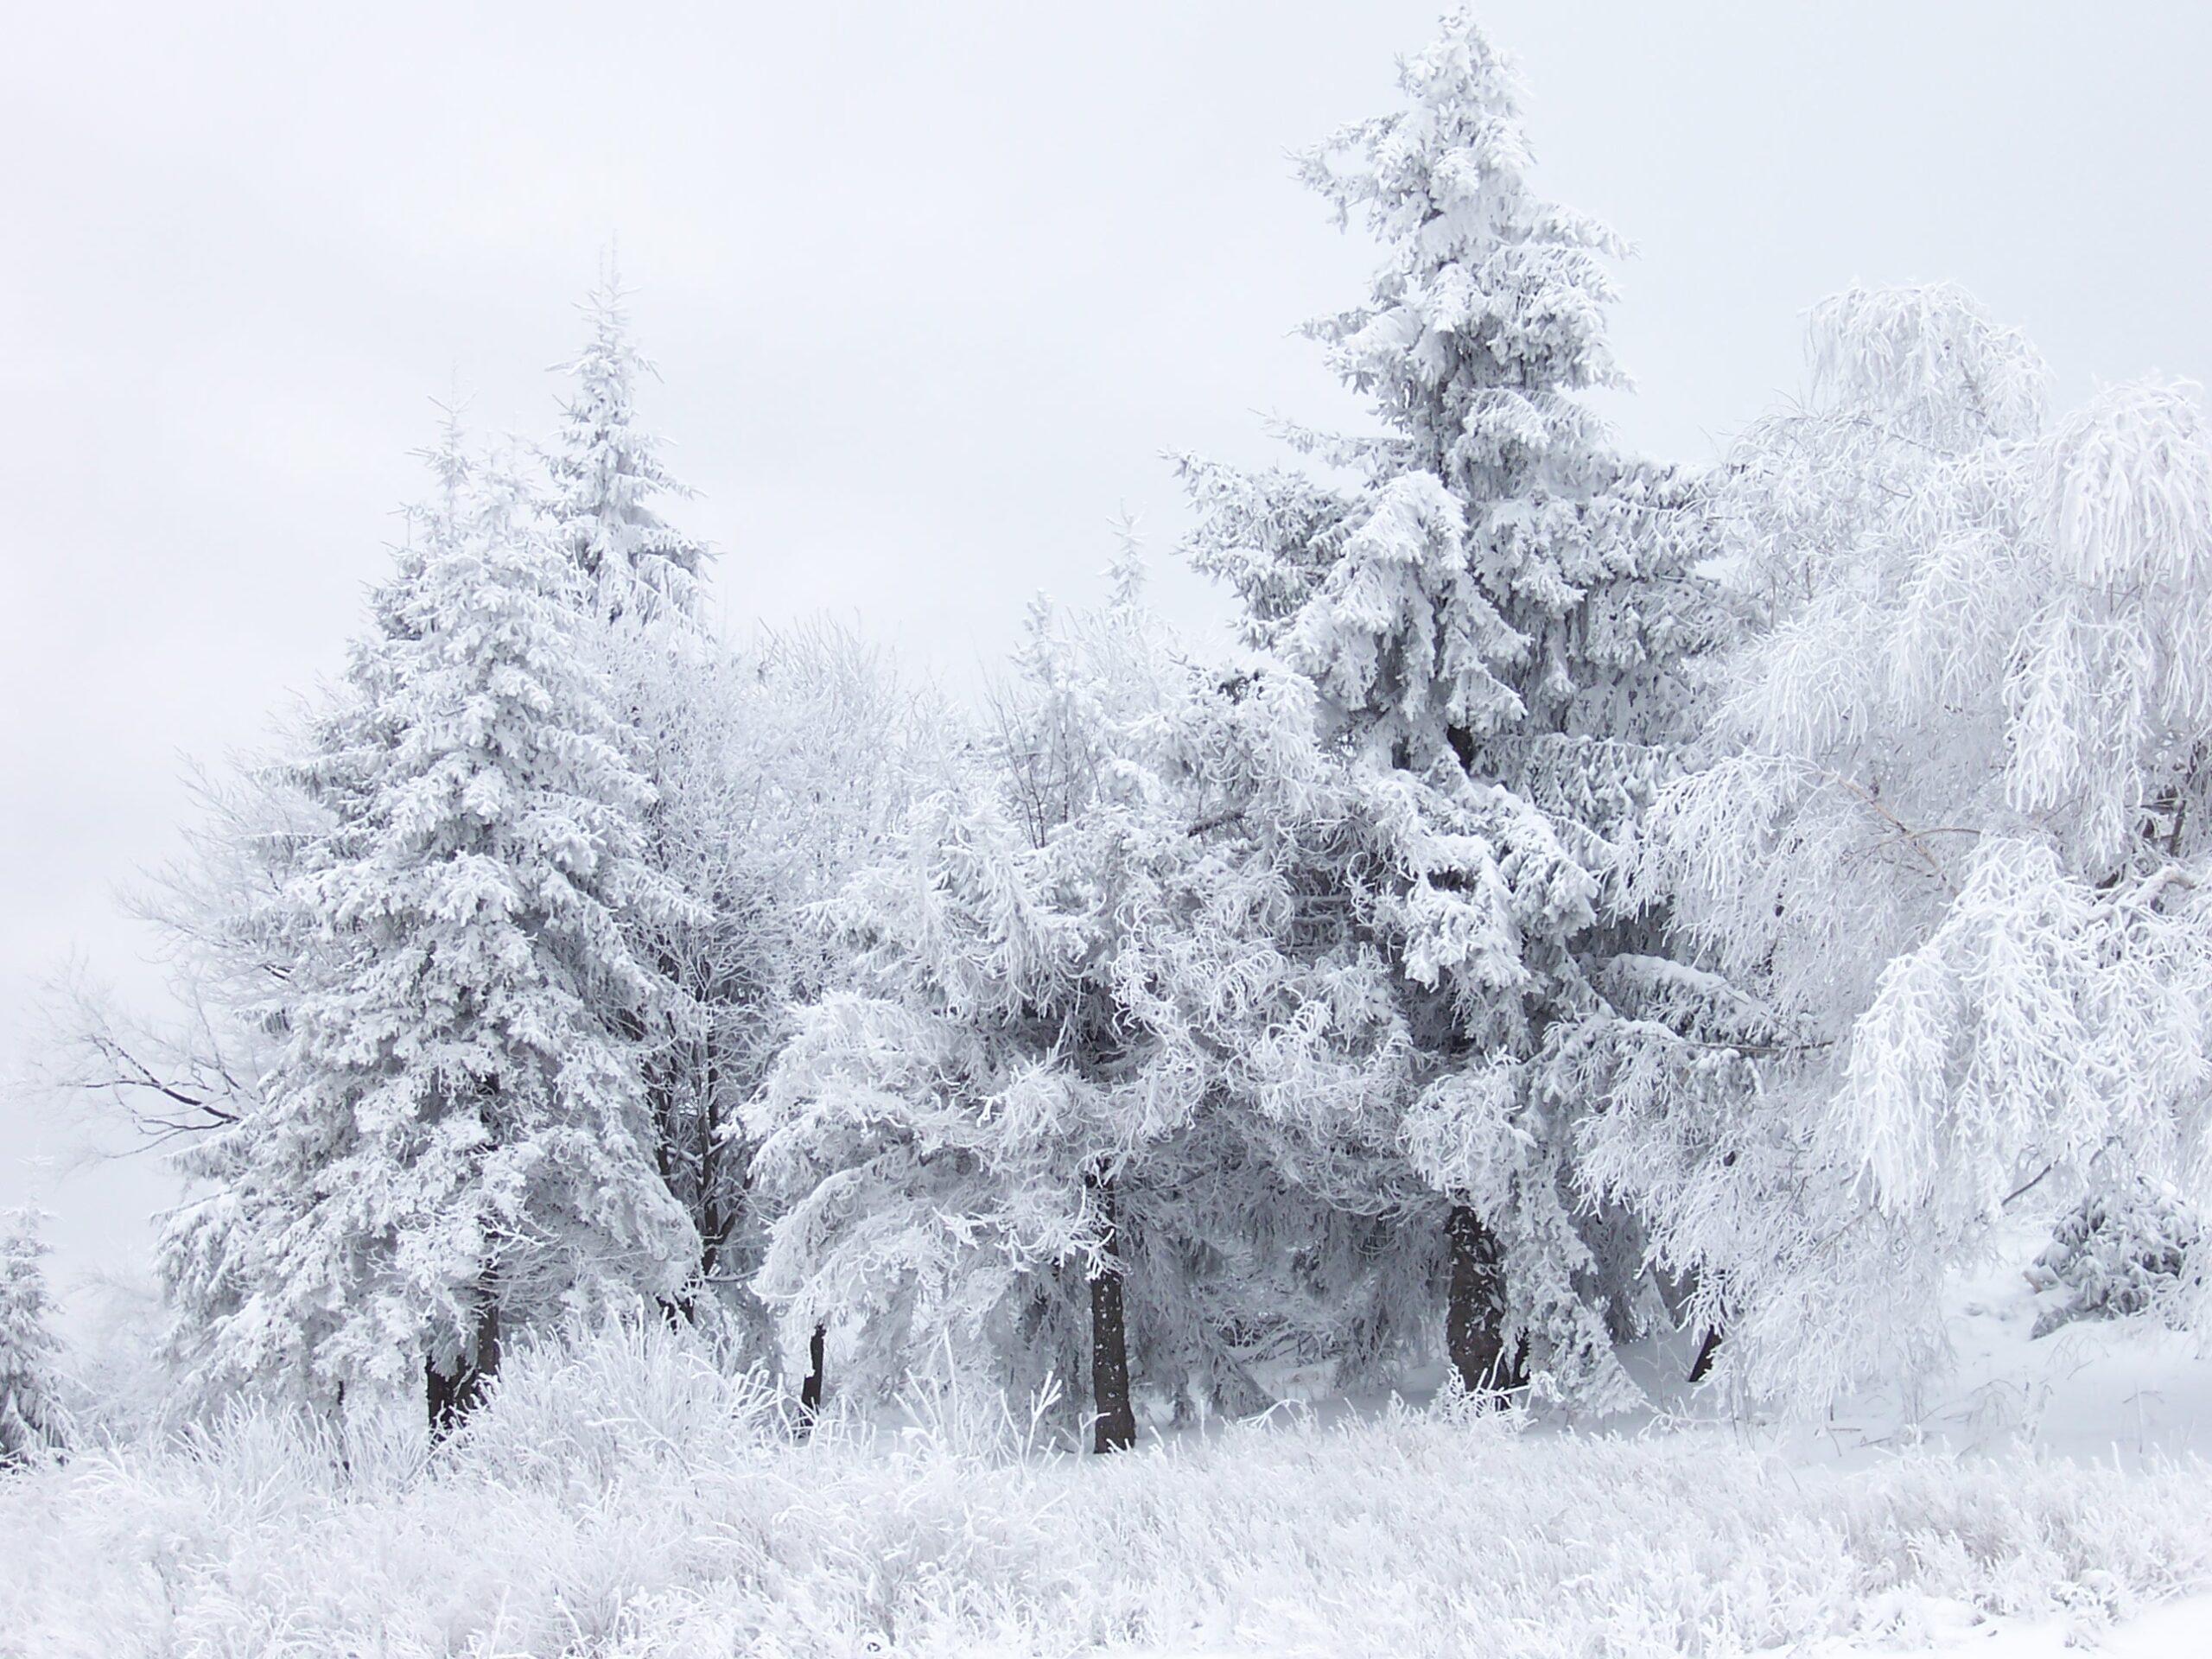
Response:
[1446,1204,1524,1400]
[798,1323,826,1425]
[1688,1325,1723,1383]
[426,1299,502,1443]
[1088,1172,1137,1453]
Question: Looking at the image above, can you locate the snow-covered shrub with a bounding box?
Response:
[2028,1179,2202,1338]
[888,1337,1072,1465]
[442,1314,787,1493]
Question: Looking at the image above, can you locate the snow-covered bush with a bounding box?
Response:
[2027,1179,2202,1338]
[0,1211,68,1467]
[442,1315,788,1493]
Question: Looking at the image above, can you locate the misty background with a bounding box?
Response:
[5,0,2209,1328]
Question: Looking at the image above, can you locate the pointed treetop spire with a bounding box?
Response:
[1105,509,1147,613]
[550,259,711,623]
[1297,7,1626,496]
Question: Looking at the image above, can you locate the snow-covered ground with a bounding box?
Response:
[3,1236,2207,1658]
[1830,1594,2210,1658]
[1618,1220,2212,1476]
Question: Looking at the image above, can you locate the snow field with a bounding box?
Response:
[3,1319,2207,1658]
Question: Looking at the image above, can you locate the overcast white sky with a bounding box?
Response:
[6,1,2210,1321]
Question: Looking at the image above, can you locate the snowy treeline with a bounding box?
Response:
[41,10,2212,1444]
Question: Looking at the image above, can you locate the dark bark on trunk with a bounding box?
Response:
[1446,1204,1524,1400]
[426,1299,502,1443]
[334,1381,351,1478]
[1688,1326,1723,1383]
[798,1323,826,1425]
[1088,1173,1137,1454]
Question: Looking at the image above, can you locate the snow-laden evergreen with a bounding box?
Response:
[549,267,710,623]
[1588,284,2212,1406]
[1174,10,1720,1405]
[2027,1177,2202,1338]
[1180,14,1713,798]
[0,1211,68,1467]
[748,542,1659,1426]
[160,420,696,1410]
[752,566,1449,1431]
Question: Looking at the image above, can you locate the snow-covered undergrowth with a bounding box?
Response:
[2,1323,2208,1658]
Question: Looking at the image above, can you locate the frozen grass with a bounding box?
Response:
[3,1321,2209,1658]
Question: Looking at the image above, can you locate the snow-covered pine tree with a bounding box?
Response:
[750,588,1206,1451]
[750,569,1443,1443]
[1176,12,1719,1407]
[1589,284,2212,1408]
[0,1211,68,1467]
[161,416,696,1426]
[545,273,736,1326]
[549,265,710,624]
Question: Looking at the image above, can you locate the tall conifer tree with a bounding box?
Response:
[1178,13,1720,1405]
[162,419,696,1421]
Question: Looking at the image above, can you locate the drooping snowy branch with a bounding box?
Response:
[1591,284,2212,1407]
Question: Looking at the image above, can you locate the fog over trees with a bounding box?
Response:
[11,10,2212,1655]
[21,13,2204,1460]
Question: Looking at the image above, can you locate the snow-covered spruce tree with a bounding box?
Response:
[1587,284,2212,1408]
[543,276,734,1319]
[1176,12,1719,1406]
[2026,1177,2202,1338]
[0,1211,68,1467]
[160,418,696,1427]
[67,278,711,1164]
[750,569,1446,1445]
[548,267,709,623]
